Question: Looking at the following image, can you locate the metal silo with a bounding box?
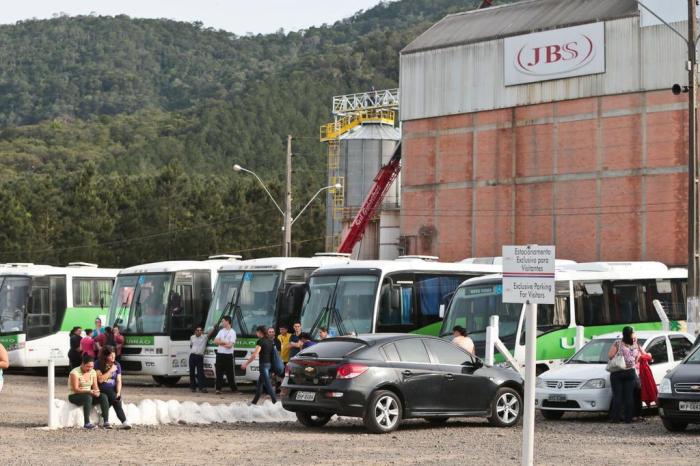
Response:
[336,122,401,260]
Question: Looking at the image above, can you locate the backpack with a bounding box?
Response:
[271,345,285,377]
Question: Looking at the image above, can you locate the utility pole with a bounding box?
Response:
[283,135,293,257]
[689,0,700,301]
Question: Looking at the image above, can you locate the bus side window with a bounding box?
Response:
[574,281,607,326]
[27,277,51,340]
[50,276,66,332]
[193,271,211,326]
[414,275,463,326]
[610,283,644,324]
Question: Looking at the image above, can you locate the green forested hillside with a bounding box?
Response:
[0,0,506,266]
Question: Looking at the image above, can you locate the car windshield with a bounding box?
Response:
[567,337,647,364]
[0,276,31,333]
[440,283,522,341]
[204,271,282,337]
[108,273,173,334]
[301,274,379,337]
[685,345,700,364]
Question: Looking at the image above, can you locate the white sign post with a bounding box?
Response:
[502,245,555,466]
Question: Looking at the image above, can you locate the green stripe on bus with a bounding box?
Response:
[124,335,155,346]
[0,334,19,349]
[59,307,108,331]
[409,322,442,336]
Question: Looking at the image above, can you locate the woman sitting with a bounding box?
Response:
[68,354,109,429]
[95,346,130,429]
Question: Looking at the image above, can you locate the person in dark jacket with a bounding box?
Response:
[241,325,276,405]
[68,326,83,369]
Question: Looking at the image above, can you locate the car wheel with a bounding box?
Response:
[296,412,332,428]
[363,390,402,434]
[152,376,181,387]
[661,418,688,432]
[424,417,449,425]
[488,387,522,427]
[541,410,564,420]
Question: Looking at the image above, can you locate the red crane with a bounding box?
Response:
[337,144,401,254]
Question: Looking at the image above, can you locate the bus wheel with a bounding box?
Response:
[152,376,181,387]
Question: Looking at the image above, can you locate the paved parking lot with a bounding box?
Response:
[1,372,698,465]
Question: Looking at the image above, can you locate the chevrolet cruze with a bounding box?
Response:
[282,334,523,433]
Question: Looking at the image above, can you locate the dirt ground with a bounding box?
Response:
[1,371,698,465]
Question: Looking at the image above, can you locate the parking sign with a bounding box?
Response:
[502,245,555,305]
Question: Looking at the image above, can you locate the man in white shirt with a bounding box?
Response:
[213,316,237,393]
[189,326,208,393]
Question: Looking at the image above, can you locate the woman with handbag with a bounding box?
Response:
[607,326,640,423]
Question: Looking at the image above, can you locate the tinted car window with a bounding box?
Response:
[394,338,430,363]
[297,340,365,358]
[646,338,669,364]
[670,336,693,361]
[425,339,472,365]
[382,343,400,362]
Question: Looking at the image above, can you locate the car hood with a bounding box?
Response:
[667,363,700,382]
[540,363,608,381]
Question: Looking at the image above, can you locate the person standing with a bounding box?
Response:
[277,325,292,364]
[241,325,277,405]
[213,316,237,394]
[68,326,83,369]
[0,342,9,393]
[68,354,109,429]
[95,346,131,429]
[451,326,475,354]
[112,325,125,363]
[189,326,208,393]
[608,326,640,423]
[94,318,105,336]
[267,327,281,351]
[288,322,303,359]
[94,327,116,355]
[80,329,96,358]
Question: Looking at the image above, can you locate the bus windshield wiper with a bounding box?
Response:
[232,304,249,336]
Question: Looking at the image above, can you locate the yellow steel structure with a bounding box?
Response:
[321,89,399,250]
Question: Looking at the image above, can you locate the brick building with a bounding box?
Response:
[398,0,691,266]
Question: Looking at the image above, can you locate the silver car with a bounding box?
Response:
[535,331,694,419]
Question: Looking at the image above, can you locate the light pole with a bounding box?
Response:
[233,163,341,257]
[637,0,700,306]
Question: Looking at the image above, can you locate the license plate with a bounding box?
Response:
[679,401,700,411]
[295,391,316,402]
[548,394,567,402]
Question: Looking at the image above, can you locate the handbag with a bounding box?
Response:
[606,341,627,373]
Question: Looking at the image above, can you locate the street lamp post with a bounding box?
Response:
[233,163,341,257]
[637,0,700,306]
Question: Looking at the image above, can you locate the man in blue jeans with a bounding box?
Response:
[189,326,208,393]
[241,325,276,404]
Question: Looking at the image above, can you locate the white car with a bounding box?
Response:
[535,331,695,419]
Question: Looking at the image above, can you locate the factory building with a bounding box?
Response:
[398,0,691,265]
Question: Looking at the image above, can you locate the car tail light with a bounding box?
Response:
[336,363,368,379]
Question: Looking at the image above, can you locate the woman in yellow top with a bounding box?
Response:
[68,354,110,429]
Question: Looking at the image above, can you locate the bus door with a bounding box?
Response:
[26,276,66,341]
[168,271,198,341]
[377,274,414,333]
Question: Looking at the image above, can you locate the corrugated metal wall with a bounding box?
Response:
[400,17,688,121]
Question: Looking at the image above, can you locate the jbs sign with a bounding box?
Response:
[504,22,605,86]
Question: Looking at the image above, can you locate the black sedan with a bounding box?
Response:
[658,343,700,431]
[281,334,523,433]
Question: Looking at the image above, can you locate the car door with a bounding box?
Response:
[391,338,445,414]
[424,338,489,413]
[644,337,672,384]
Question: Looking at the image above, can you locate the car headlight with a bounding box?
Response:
[659,378,672,394]
[536,377,545,388]
[581,378,605,389]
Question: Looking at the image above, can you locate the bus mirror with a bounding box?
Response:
[439,304,445,318]
[390,287,401,311]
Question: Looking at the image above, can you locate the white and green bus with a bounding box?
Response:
[0,262,119,368]
[300,257,507,338]
[202,255,351,382]
[108,257,239,385]
[439,261,688,372]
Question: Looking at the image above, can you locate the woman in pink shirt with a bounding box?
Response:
[80,329,96,358]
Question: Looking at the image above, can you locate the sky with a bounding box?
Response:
[0,0,389,35]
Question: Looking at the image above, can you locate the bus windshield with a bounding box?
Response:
[441,283,522,341]
[301,274,379,337]
[441,281,570,341]
[0,276,31,333]
[108,273,173,334]
[204,271,282,338]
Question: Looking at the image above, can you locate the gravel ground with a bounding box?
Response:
[1,371,698,465]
